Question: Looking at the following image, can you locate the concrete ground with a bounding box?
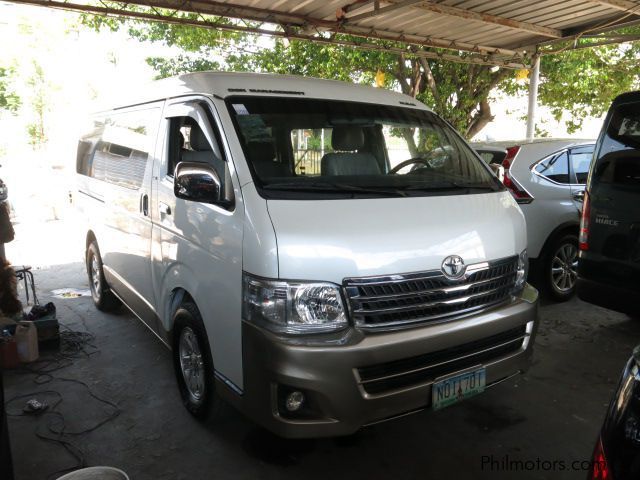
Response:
[4,220,640,480]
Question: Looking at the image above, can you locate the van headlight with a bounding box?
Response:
[513,249,528,291]
[242,273,348,334]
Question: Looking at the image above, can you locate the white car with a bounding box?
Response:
[475,139,594,301]
[76,72,538,437]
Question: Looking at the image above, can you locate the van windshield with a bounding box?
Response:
[226,96,501,199]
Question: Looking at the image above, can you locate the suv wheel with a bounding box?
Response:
[544,234,579,302]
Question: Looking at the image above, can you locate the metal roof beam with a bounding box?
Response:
[10,0,523,58]
[543,34,640,52]
[344,0,431,22]
[521,12,640,51]
[4,0,530,68]
[355,0,563,38]
[587,0,640,12]
[336,24,523,57]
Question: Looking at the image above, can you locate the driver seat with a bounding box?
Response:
[321,126,380,176]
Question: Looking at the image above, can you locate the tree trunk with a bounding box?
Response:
[466,99,495,139]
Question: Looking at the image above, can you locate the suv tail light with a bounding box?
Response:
[502,146,520,170]
[501,145,534,204]
[588,437,610,480]
[579,190,590,251]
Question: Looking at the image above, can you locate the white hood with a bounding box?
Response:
[267,191,526,284]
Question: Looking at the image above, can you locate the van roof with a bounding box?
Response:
[612,90,640,106]
[100,71,431,112]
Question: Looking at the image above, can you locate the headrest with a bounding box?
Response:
[246,142,276,163]
[332,126,365,151]
[190,125,211,152]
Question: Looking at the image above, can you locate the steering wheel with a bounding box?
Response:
[389,157,431,174]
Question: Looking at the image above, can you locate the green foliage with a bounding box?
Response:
[0,66,21,113]
[305,131,331,151]
[146,55,221,80]
[504,38,640,133]
[26,61,48,148]
[540,46,640,133]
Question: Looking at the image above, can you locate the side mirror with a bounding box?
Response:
[174,161,229,207]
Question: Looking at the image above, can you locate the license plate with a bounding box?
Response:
[432,367,486,410]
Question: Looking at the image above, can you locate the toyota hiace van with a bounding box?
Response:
[76,72,538,437]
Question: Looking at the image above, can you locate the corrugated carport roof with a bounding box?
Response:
[6,0,640,68]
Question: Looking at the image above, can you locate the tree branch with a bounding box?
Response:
[466,99,494,139]
[395,54,412,96]
[418,57,439,104]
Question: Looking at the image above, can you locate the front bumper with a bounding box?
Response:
[240,284,538,438]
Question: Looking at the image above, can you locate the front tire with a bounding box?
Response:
[172,302,222,420]
[86,241,121,312]
[543,234,579,302]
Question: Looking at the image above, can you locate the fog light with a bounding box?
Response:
[285,391,305,412]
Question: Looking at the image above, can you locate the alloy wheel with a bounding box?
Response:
[550,243,578,293]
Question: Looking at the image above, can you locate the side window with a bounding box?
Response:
[77,108,158,190]
[569,147,593,184]
[167,114,232,205]
[534,151,570,184]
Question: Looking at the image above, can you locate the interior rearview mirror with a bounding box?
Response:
[174,161,228,206]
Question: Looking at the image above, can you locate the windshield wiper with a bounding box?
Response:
[262,182,408,197]
[402,181,496,192]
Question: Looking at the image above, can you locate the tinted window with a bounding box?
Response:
[534,151,570,184]
[227,97,499,199]
[594,102,640,187]
[569,146,593,184]
[77,108,159,189]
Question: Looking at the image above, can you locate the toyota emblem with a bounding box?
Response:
[441,255,466,280]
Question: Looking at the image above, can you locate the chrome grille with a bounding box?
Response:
[344,256,518,329]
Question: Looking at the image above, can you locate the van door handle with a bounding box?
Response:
[141,193,149,216]
[572,190,585,202]
[159,202,171,215]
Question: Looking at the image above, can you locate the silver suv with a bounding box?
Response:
[474,139,594,301]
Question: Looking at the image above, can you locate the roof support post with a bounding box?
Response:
[526,54,540,142]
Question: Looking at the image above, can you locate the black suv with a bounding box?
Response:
[577,91,640,315]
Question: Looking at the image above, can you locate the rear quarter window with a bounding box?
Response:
[533,151,570,184]
[594,102,640,187]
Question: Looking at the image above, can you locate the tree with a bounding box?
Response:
[78,10,640,138]
[0,66,20,113]
[539,45,640,133]
[26,61,49,148]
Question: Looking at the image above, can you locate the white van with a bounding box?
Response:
[76,72,538,438]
